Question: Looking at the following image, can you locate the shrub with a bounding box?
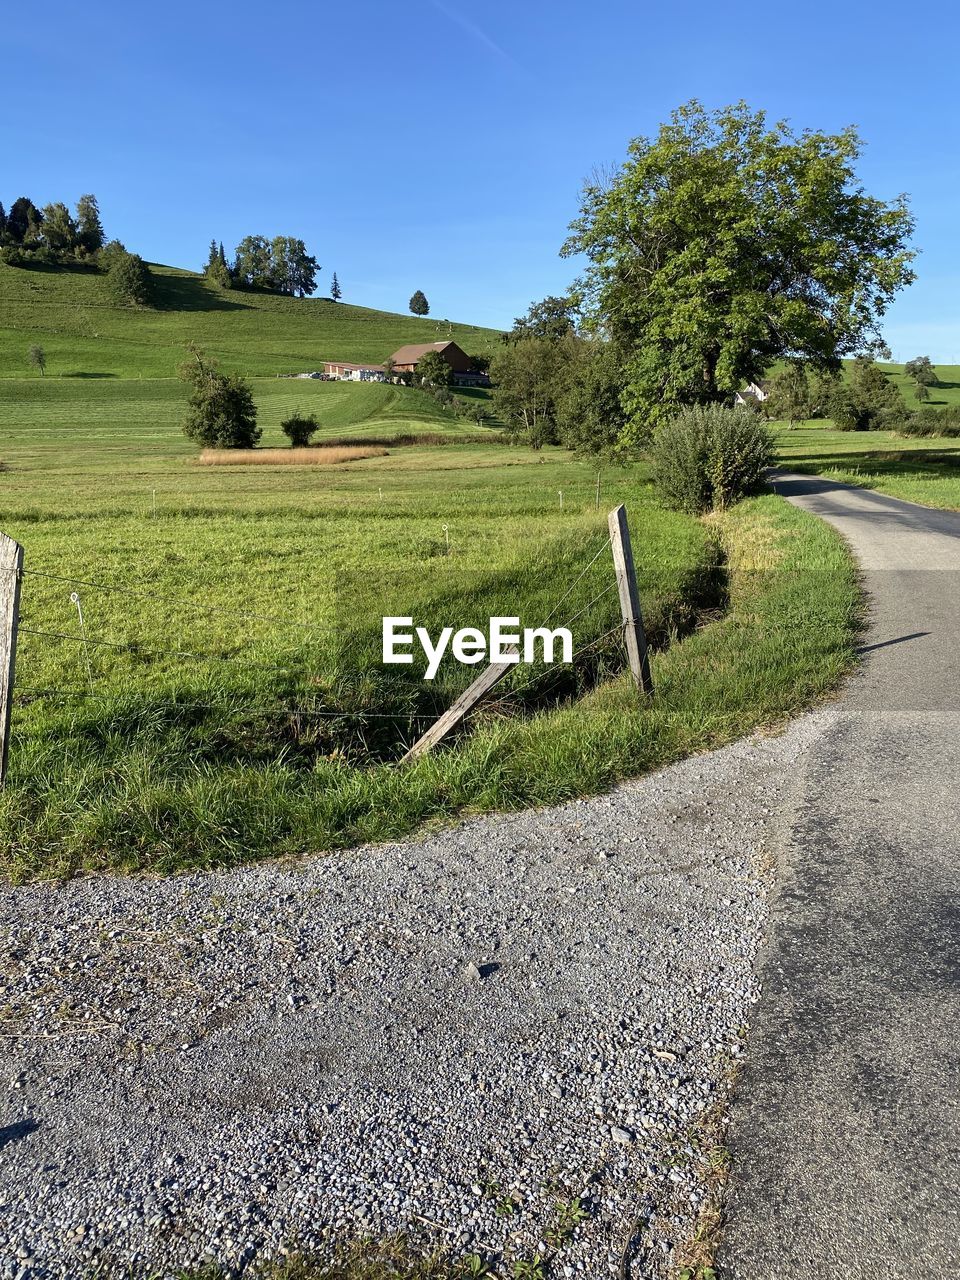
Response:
[103,242,152,306]
[651,404,774,514]
[281,413,319,447]
[897,407,960,438]
[180,345,261,449]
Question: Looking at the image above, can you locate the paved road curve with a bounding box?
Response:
[721,474,960,1279]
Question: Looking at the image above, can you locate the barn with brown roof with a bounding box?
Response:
[389,340,475,375]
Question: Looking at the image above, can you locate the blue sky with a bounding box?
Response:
[4,0,957,359]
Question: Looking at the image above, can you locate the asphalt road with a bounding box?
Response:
[721,474,960,1279]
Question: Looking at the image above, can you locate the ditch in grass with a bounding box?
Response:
[0,494,859,881]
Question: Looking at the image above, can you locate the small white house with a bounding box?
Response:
[734,381,769,407]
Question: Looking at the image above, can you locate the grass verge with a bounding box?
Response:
[0,493,859,880]
[775,422,960,509]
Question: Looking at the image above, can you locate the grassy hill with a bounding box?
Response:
[878,362,960,409]
[0,260,504,379]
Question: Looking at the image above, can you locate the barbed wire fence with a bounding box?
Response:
[0,506,652,784]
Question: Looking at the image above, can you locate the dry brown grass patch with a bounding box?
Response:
[197,446,388,467]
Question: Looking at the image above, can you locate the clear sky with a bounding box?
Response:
[4,0,957,359]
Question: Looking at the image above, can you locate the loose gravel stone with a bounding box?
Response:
[0,709,833,1278]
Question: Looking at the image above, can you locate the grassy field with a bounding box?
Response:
[774,421,960,508]
[0,368,859,880]
[0,260,503,378]
[0,262,863,878]
[879,362,960,410]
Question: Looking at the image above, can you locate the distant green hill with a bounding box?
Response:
[0,261,504,379]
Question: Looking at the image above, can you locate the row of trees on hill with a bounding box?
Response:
[203,236,320,297]
[0,192,152,305]
[1,194,105,264]
[491,101,917,453]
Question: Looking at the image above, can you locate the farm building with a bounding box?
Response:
[734,380,769,407]
[389,341,475,377]
[324,360,386,382]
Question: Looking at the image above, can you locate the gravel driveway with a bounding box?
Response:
[0,709,829,1279]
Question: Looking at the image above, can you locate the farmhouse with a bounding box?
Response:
[324,360,386,382]
[734,380,769,407]
[389,341,475,377]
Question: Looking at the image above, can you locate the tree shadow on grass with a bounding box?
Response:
[785,449,960,472]
[149,272,253,314]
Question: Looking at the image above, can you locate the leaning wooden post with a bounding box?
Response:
[0,533,24,786]
[608,504,653,697]
[401,647,518,763]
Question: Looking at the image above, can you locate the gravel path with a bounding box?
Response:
[0,710,831,1280]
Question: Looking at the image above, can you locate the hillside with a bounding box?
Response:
[0,261,504,379]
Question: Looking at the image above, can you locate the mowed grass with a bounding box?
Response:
[0,260,503,378]
[0,374,860,879]
[774,420,960,508]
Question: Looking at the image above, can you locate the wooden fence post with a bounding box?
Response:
[608,504,653,697]
[400,647,518,762]
[0,533,24,786]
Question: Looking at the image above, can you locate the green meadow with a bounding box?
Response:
[0,260,503,378]
[775,420,960,508]
[0,260,862,879]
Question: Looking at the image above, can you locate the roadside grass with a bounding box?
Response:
[773,420,960,508]
[0,372,859,880]
[0,261,502,378]
[0,483,857,879]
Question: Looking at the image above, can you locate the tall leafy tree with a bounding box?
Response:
[41,202,78,255]
[511,295,577,341]
[490,336,570,448]
[269,236,318,296]
[416,350,453,388]
[330,271,342,301]
[288,239,318,296]
[233,235,273,288]
[103,242,152,305]
[564,100,917,441]
[180,344,260,449]
[409,289,429,317]
[6,197,43,245]
[904,355,937,386]
[829,357,902,429]
[28,344,46,376]
[555,341,628,455]
[764,363,811,426]
[0,203,7,241]
[75,194,105,255]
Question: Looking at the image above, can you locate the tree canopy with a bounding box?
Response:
[510,295,578,342]
[564,100,916,441]
[416,350,453,388]
[180,345,261,449]
[232,234,318,295]
[904,355,937,386]
[0,192,105,265]
[103,241,153,306]
[409,290,429,317]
